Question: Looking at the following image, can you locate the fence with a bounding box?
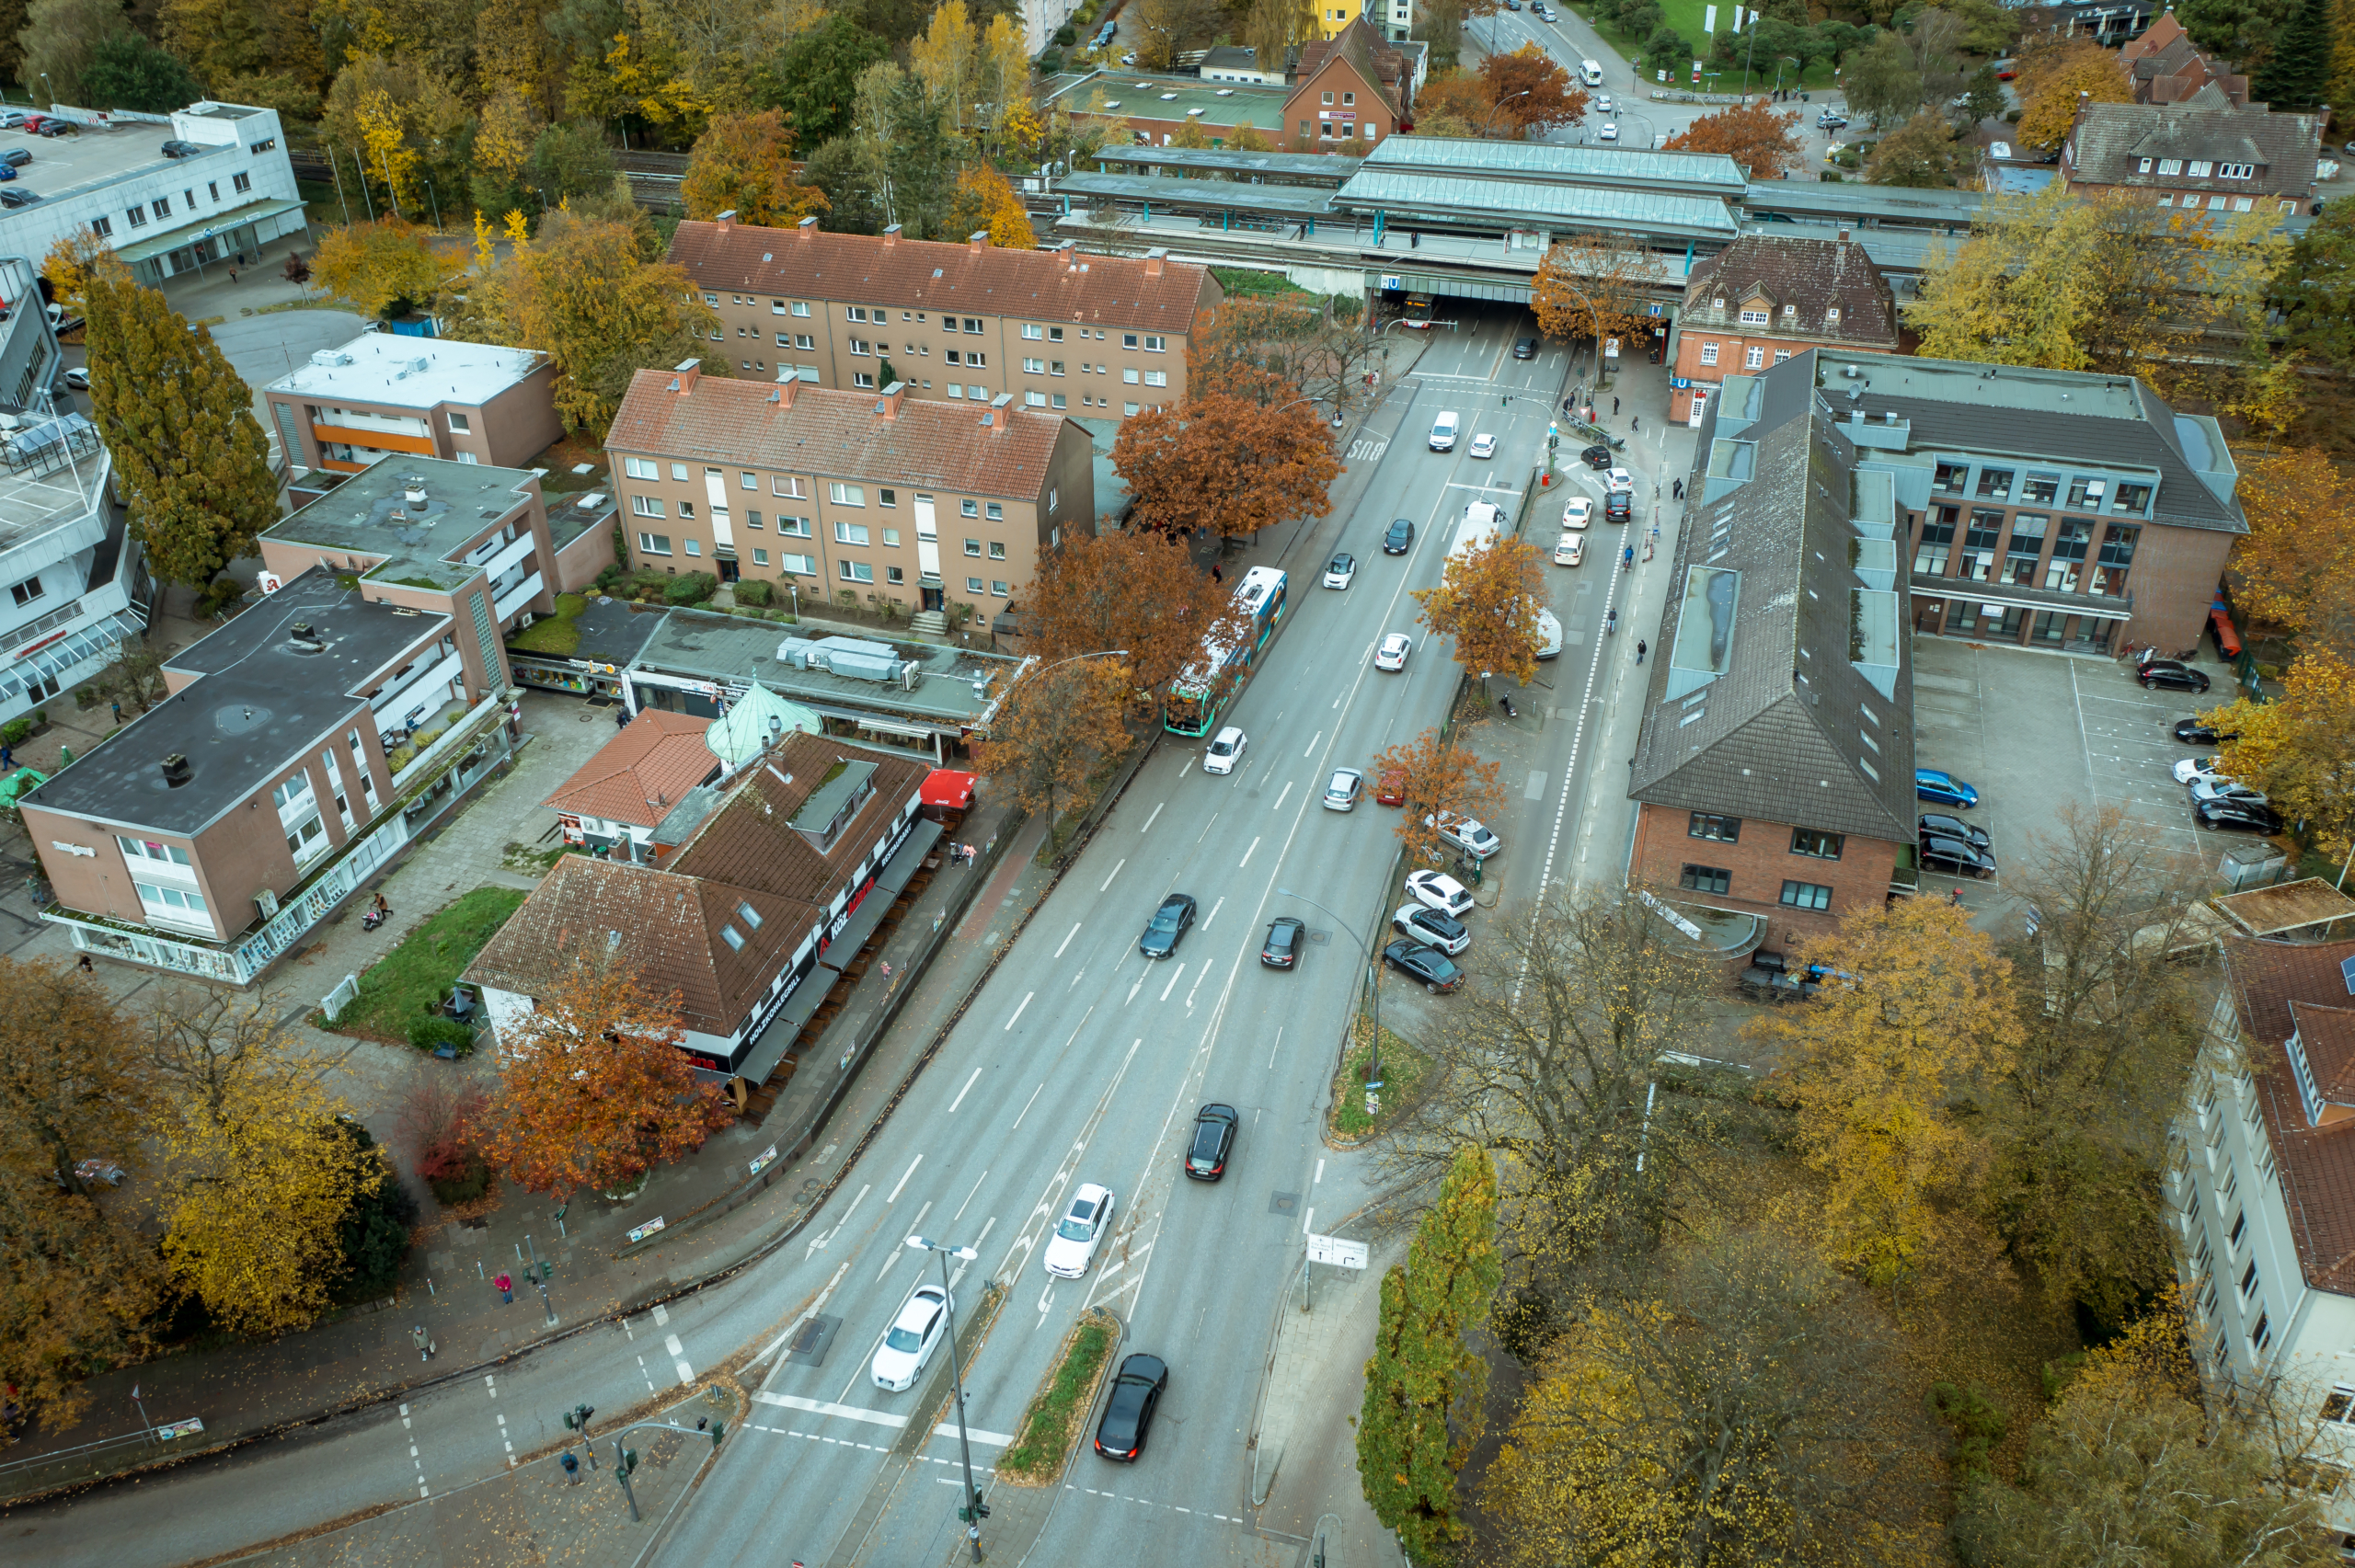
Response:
[321,972,361,1023]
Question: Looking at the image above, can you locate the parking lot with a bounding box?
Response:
[1909,638,2242,899]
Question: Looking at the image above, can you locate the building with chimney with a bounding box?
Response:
[2119,10,2250,106]
[2060,94,2326,216]
[1668,230,1900,427]
[264,330,563,498]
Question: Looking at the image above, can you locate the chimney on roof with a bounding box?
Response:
[882,223,902,246]
[798,215,819,239]
[1837,224,1852,244]
[970,229,991,254]
[671,358,702,395]
[1144,246,1166,277]
[988,392,1015,433]
[714,209,736,235]
[877,380,907,419]
[774,365,806,406]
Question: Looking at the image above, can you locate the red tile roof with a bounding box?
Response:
[607,370,1070,500]
[668,221,1218,338]
[2225,936,2355,1294]
[666,732,930,908]
[542,709,718,830]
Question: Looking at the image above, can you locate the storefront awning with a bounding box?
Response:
[109,196,308,264]
[873,818,943,898]
[733,967,833,1084]
[820,881,894,972]
[921,771,978,809]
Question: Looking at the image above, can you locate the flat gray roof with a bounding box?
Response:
[1057,172,1340,218]
[1089,147,1363,182]
[266,458,538,591]
[1335,167,1740,239]
[1357,135,1750,196]
[632,609,1024,727]
[1740,180,1989,227]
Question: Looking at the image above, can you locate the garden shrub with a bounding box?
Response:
[665,571,718,605]
[408,1017,475,1054]
[735,578,774,606]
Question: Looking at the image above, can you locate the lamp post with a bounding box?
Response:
[1277,887,1384,1115]
[906,1235,987,1562]
[1480,88,1533,140]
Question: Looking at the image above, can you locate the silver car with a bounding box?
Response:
[1427,811,1501,860]
[1324,767,1364,810]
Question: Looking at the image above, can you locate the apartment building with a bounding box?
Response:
[21,567,523,981]
[667,217,1220,419]
[1776,349,2243,658]
[2166,934,2355,1539]
[1630,363,1914,951]
[0,255,152,727]
[605,363,1095,618]
[2120,11,2250,106]
[1671,231,1900,426]
[2062,95,2326,217]
[264,331,562,495]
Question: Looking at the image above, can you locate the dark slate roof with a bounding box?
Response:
[2224,937,2355,1296]
[1683,233,1900,349]
[2066,100,2324,195]
[1629,398,1917,842]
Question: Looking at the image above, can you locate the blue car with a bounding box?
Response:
[1914,769,1980,808]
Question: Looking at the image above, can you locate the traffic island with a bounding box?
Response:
[1326,1016,1430,1146]
[994,1308,1120,1485]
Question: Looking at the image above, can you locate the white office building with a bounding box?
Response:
[0,102,304,287]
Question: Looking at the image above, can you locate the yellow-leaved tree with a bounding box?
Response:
[311,217,467,319]
[1531,232,1666,348]
[679,109,829,226]
[2202,644,2355,860]
[2226,445,2355,646]
[1412,531,1549,689]
[945,166,1038,249]
[40,224,128,321]
[2013,37,2132,151]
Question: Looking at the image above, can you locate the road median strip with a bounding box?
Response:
[994,1308,1120,1485]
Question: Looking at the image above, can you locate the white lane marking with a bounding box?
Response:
[1201,896,1224,930]
[1098,858,1126,892]
[1303,731,1323,758]
[806,1183,870,1257]
[996,1038,1143,1288]
[664,1333,684,1356]
[1140,802,1164,833]
[1238,835,1260,868]
[1126,971,1146,1005]
[884,1199,933,1275]
[1011,1082,1046,1130]
[1054,921,1082,958]
[951,1169,989,1224]
[887,1154,924,1204]
[1186,960,1217,1010]
[1303,1206,1315,1237]
[1003,991,1033,1031]
[1315,1158,1326,1185]
[752,1392,909,1430]
[948,1068,982,1114]
[651,1304,670,1327]
[1158,963,1186,1002]
[1267,1025,1284,1070]
[1270,780,1292,813]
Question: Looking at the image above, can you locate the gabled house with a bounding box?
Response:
[542,708,718,863]
[2061,94,2325,216]
[1670,231,1900,427]
[1284,18,1415,150]
[2119,11,2250,106]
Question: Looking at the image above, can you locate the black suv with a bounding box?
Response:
[1383,517,1414,555]
[1580,443,1614,469]
[1512,336,1539,360]
[1382,939,1464,993]
[1603,489,1632,522]
[160,139,202,158]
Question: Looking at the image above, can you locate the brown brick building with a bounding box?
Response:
[667,218,1220,421]
[2060,95,2325,219]
[2119,11,2249,106]
[1669,231,1899,427]
[1288,19,1416,148]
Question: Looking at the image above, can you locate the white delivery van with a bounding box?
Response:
[1452,501,1502,562]
[1534,607,1564,659]
[1580,58,1604,86]
[1430,410,1460,451]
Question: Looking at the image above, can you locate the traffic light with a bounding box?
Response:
[710,1422,725,1449]
[1501,395,1510,408]
[621,1448,639,1477]
[959,1492,991,1521]
[563,1403,594,1432]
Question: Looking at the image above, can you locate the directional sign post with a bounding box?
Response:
[1303,1230,1370,1311]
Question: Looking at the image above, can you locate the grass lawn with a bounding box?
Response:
[328,887,528,1044]
[508,592,588,656]
[1557,0,1841,97]
[1329,1014,1431,1141]
[998,1310,1119,1482]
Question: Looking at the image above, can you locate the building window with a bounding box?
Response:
[881,527,901,546]
[752,547,770,566]
[964,538,982,555]
[232,172,250,193]
[852,372,875,389]
[625,456,658,480]
[1051,394,1066,408]
[830,483,867,507]
[1974,467,2013,500]
[780,553,815,574]
[968,576,985,593]
[126,207,146,227]
[840,560,874,583]
[2045,519,2091,592]
[775,516,811,537]
[2112,481,2152,514]
[834,521,869,545]
[1688,813,1740,842]
[2157,158,2182,175]
[152,199,171,219]
[846,306,867,321]
[988,541,1006,559]
[119,836,192,866]
[992,580,1010,596]
[2022,472,2060,504]
[1143,370,1167,386]
[1699,341,1719,366]
[7,576,41,607]
[1125,403,1140,416]
[286,815,326,859]
[135,882,208,921]
[1743,346,1764,370]
[791,302,810,316]
[1680,864,1731,894]
[1123,368,1140,383]
[90,214,112,236]
[985,502,1004,521]
[1932,462,1969,496]
[1913,509,1955,576]
[1026,391,1046,406]
[1773,349,1792,364]
[684,538,700,556]
[745,510,764,530]
[774,475,808,498]
[270,775,313,811]
[1024,357,1045,373]
[1962,509,2005,582]
[887,566,904,584]
[638,532,672,555]
[2094,524,2139,597]
[1790,828,1844,860]
[2001,514,2047,585]
[961,498,980,518]
[1738,308,1769,326]
[1779,880,1832,911]
[1022,324,1042,339]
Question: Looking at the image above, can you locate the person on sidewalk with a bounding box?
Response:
[373,891,391,919]
[410,1325,435,1361]
[496,1272,513,1303]
[1613,395,1620,415]
[1632,415,1641,433]
[77,954,92,973]
[1637,639,1648,664]
[561,1451,580,1484]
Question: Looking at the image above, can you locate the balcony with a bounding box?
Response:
[475,531,537,579]
[494,569,545,624]
[371,648,465,728]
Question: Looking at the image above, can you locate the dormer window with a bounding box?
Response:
[1824,306,1841,326]
[1781,303,1797,319]
[1738,307,1770,326]
[787,759,879,854]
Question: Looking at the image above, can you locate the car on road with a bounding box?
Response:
[1375,767,1407,806]
[1604,466,1634,493]
[1428,811,1500,860]
[1374,632,1412,671]
[1383,518,1415,555]
[1512,336,1539,360]
[1322,552,1356,589]
[1185,1104,1238,1180]
[1500,0,1520,9]
[1407,868,1475,918]
[1580,443,1613,469]
[1430,410,1460,451]
[1918,813,1989,850]
[2196,797,2283,834]
[870,1283,954,1391]
[1819,112,1849,130]
[2190,777,2268,807]
[1469,432,1498,460]
[1603,490,1632,523]
[2175,716,2236,745]
[1531,1,1553,16]
[1042,1184,1115,1278]
[1394,902,1470,956]
[1094,1353,1168,1461]
[1138,893,1198,958]
[1324,766,1365,810]
[1914,768,1980,808]
[1203,726,1246,774]
[61,366,86,390]
[1596,95,1614,112]
[1562,497,1593,530]
[1384,938,1465,993]
[1599,122,1619,141]
[1120,49,1137,63]
[1261,916,1306,968]
[1920,834,1996,879]
[1555,532,1585,567]
[2172,756,2232,787]
[2139,659,2211,693]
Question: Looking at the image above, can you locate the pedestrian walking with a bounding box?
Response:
[1637,639,1648,664]
[77,954,93,973]
[615,704,630,728]
[561,1451,580,1484]
[227,268,237,284]
[879,960,893,983]
[110,700,122,725]
[1211,562,1223,583]
[2,741,15,772]
[1612,395,1620,415]
[1632,414,1641,432]
[410,1325,434,1361]
[496,1272,513,1304]
[1949,887,1965,907]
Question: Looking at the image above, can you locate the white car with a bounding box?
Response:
[1042,1183,1114,1278]
[1562,497,1593,530]
[1469,432,1498,459]
[870,1283,955,1391]
[1395,902,1472,956]
[1595,95,1614,112]
[1120,50,1137,63]
[1322,552,1356,589]
[1406,869,1475,919]
[1374,633,1412,672]
[1427,811,1501,861]
[1555,532,1584,567]
[2172,755,2228,787]
[1605,467,1635,493]
[1203,726,1246,774]
[62,366,88,390]
[2191,777,2268,807]
[1599,122,1619,141]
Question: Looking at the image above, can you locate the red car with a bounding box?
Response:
[1375,768,1406,807]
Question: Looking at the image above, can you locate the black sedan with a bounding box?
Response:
[1138,893,1197,958]
[1094,1353,1168,1461]
[1383,518,1415,555]
[1382,938,1464,993]
[1918,813,1990,850]
[1580,443,1614,469]
[1185,1104,1238,1180]
[2139,659,2211,693]
[2175,717,2237,745]
[1920,834,1996,879]
[2196,797,2283,834]
[1260,915,1305,969]
[1512,335,1539,359]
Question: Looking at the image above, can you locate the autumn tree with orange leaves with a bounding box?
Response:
[2226,446,2355,649]
[679,109,829,227]
[1113,391,1341,541]
[1477,44,1589,136]
[1372,727,1507,864]
[1413,531,1549,687]
[1022,527,1245,712]
[472,953,732,1199]
[1662,99,1807,178]
[1531,233,1666,350]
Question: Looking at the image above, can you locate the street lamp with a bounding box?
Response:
[1480,88,1533,140]
[906,1235,987,1562]
[1277,887,1385,1114]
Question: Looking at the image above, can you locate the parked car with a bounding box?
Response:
[2175,716,2236,745]
[869,1283,954,1391]
[0,163,14,182]
[1914,768,1980,808]
[1406,869,1474,918]
[1323,766,1365,811]
[0,147,31,167]
[159,139,203,158]
[1427,811,1500,860]
[2139,658,2211,693]
[1094,1354,1168,1461]
[1919,834,1996,879]
[1202,726,1246,775]
[1918,813,1989,850]
[0,188,41,206]
[1562,497,1593,530]
[1138,893,1198,958]
[0,109,23,129]
[1374,632,1412,672]
[1468,432,1498,460]
[1394,902,1470,956]
[1260,916,1305,969]
[2190,777,2268,807]
[1512,336,1539,360]
[1384,939,1465,993]
[1042,1184,1115,1278]
[1580,444,1613,469]
[2196,797,2283,834]
[1184,1104,1238,1180]
[35,120,71,137]
[1555,532,1585,567]
[1383,518,1415,555]
[1322,552,1356,589]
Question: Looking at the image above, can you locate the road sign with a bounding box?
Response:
[1306,1232,1370,1269]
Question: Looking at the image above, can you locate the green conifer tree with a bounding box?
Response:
[84,278,277,588]
[1356,1146,1502,1562]
[2253,0,2336,109]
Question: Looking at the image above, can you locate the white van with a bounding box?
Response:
[1534,607,1564,659]
[1580,58,1604,86]
[1430,410,1460,452]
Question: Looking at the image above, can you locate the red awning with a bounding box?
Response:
[922,770,978,809]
